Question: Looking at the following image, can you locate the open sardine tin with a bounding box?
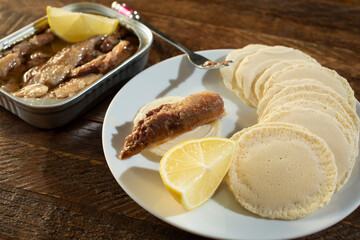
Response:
[0,2,153,129]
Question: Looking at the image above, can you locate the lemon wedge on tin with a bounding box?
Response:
[47,6,119,43]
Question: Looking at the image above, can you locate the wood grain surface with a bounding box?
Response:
[0,0,359,239]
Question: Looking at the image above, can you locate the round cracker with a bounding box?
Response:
[231,122,310,142]
[261,99,358,148]
[262,101,358,166]
[227,124,337,220]
[262,99,356,133]
[234,45,318,107]
[260,79,356,132]
[220,44,267,105]
[259,90,359,136]
[257,81,352,117]
[258,79,329,116]
[264,63,356,109]
[254,60,318,104]
[261,107,356,191]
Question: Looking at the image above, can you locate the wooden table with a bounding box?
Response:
[0,0,359,239]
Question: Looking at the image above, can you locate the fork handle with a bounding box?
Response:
[111,1,193,56]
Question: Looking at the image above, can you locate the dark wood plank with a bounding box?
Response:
[0,185,205,240]
[121,0,360,51]
[0,108,105,161]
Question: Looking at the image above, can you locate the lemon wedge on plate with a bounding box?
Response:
[47,6,119,43]
[159,137,237,210]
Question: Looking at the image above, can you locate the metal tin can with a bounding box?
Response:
[0,2,153,128]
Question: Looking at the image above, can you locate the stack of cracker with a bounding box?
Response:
[221,45,359,220]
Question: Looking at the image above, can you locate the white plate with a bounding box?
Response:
[102,49,360,240]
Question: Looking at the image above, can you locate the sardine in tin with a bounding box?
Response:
[0,2,153,128]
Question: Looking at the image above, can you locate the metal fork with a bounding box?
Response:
[111,2,232,69]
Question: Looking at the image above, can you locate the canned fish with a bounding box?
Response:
[0,2,153,128]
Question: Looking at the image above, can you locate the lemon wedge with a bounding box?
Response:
[47,6,119,43]
[159,137,237,210]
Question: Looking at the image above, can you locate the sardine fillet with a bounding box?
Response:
[120,91,225,159]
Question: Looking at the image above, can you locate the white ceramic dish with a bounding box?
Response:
[102,49,360,240]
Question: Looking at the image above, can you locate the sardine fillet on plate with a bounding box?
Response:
[120,91,225,159]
